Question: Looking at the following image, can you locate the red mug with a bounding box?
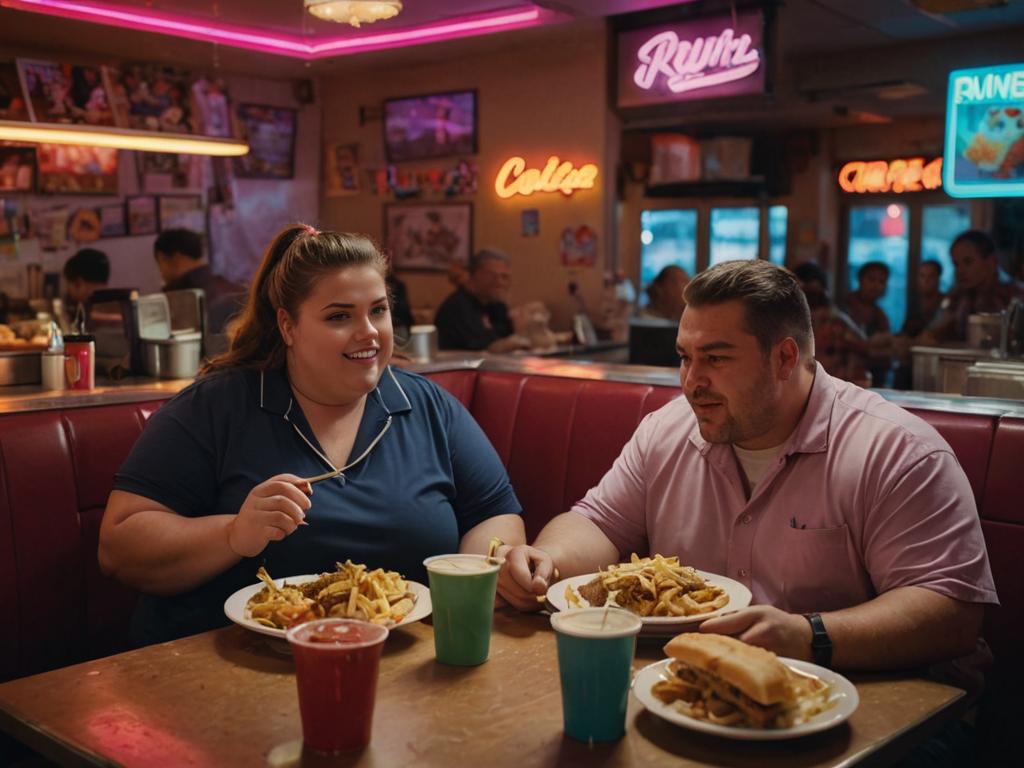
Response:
[63,334,96,390]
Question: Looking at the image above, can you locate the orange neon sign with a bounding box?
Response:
[494,155,599,198]
[838,157,943,194]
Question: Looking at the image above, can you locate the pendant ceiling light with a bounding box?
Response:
[304,0,403,28]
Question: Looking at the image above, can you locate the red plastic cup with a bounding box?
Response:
[286,619,389,753]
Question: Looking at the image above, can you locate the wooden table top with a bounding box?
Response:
[0,609,965,768]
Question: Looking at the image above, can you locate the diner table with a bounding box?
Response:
[0,608,965,768]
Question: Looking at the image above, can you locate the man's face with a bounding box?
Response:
[676,301,781,446]
[917,264,940,296]
[154,250,175,284]
[469,259,512,304]
[952,241,996,291]
[858,270,888,302]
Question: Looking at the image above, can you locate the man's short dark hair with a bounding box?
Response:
[920,259,942,277]
[951,229,995,258]
[467,248,509,275]
[154,229,203,261]
[858,261,889,281]
[63,248,110,284]
[792,261,829,291]
[684,260,813,357]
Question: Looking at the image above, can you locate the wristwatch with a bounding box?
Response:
[803,612,832,668]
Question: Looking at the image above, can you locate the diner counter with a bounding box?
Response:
[1,354,1023,417]
[0,610,965,768]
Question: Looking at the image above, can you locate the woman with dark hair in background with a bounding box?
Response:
[99,224,524,646]
[639,264,689,322]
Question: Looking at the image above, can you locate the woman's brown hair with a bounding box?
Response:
[202,224,388,373]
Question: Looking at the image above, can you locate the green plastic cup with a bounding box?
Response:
[550,608,643,742]
[423,553,502,666]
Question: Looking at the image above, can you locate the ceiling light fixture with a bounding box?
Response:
[304,0,402,28]
[0,120,250,156]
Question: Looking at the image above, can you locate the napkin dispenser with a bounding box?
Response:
[87,289,173,376]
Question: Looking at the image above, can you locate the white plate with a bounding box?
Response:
[546,571,752,636]
[223,574,431,639]
[632,658,859,740]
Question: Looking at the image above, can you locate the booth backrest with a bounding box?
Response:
[0,370,1020,686]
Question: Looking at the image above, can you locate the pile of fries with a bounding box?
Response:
[567,554,728,618]
[246,561,416,630]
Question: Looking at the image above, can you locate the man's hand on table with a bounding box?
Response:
[497,544,555,611]
[698,605,813,662]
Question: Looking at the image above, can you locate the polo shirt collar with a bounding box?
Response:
[258,365,413,418]
[686,361,835,457]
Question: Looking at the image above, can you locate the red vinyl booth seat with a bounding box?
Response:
[0,373,1020,690]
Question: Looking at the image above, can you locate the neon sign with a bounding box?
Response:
[838,157,943,194]
[617,10,765,108]
[494,156,598,199]
[943,62,1024,198]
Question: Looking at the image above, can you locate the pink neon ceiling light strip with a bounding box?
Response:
[0,0,547,59]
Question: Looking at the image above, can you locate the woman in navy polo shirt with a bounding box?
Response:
[99,224,525,645]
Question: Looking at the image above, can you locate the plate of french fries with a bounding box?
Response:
[545,554,751,636]
[223,560,431,639]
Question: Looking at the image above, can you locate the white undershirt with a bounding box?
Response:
[732,442,786,494]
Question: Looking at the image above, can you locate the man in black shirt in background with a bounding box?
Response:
[435,249,530,352]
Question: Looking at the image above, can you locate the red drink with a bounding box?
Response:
[286,619,389,753]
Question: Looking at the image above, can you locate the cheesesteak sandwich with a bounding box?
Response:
[651,633,831,728]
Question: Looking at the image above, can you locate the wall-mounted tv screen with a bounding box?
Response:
[944,62,1024,198]
[383,89,477,163]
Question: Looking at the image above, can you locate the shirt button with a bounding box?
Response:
[739,568,749,578]
[741,514,752,524]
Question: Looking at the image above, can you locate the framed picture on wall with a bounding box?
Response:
[126,195,157,236]
[384,202,472,271]
[383,89,477,163]
[98,203,127,237]
[158,194,204,233]
[0,146,35,192]
[36,144,118,195]
[233,103,297,179]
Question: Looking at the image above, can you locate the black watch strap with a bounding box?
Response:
[804,612,832,668]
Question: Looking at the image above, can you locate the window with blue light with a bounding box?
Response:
[847,204,910,333]
[767,206,788,266]
[922,204,970,295]
[639,209,697,307]
[710,207,760,266]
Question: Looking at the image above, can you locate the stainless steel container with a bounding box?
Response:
[140,333,202,379]
[0,351,41,386]
[406,325,438,363]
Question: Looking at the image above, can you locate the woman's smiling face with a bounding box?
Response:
[279,265,394,404]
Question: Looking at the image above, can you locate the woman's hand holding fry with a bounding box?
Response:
[228,474,312,558]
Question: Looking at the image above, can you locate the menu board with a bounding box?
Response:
[943,62,1024,198]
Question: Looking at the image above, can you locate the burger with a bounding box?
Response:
[651,633,831,728]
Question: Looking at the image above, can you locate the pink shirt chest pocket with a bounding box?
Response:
[757,523,872,614]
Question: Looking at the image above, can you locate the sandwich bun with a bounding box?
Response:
[663,633,790,707]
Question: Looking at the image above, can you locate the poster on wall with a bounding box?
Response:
[0,146,35,192]
[98,203,127,238]
[158,194,205,233]
[0,60,29,120]
[233,103,297,179]
[384,202,472,271]
[560,225,598,267]
[616,9,766,109]
[137,152,202,193]
[36,144,118,195]
[325,142,361,196]
[17,58,115,125]
[943,62,1024,198]
[126,195,157,235]
[104,63,193,133]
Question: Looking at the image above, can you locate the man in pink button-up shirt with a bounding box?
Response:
[498,260,996,673]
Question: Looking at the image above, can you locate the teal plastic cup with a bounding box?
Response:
[423,553,503,666]
[550,608,643,742]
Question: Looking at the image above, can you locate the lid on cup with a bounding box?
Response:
[423,553,503,574]
[550,607,643,639]
[63,334,95,343]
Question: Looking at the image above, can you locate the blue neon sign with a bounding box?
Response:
[943,62,1024,198]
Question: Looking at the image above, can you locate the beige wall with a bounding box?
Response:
[319,21,611,331]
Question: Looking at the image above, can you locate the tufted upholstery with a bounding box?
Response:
[0,371,1019,690]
